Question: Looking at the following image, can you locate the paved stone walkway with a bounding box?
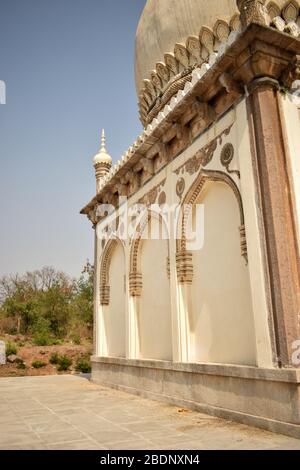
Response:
[0,374,299,450]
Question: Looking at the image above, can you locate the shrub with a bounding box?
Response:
[33,332,53,346]
[51,338,63,345]
[75,357,91,373]
[49,352,59,365]
[15,358,26,370]
[6,341,18,357]
[32,360,47,369]
[71,334,81,345]
[57,355,72,371]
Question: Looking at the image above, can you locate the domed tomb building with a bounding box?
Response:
[81,0,300,438]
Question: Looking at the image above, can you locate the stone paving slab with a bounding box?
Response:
[0,374,299,450]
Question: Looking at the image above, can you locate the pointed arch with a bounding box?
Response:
[129,209,170,296]
[176,170,246,262]
[100,238,124,305]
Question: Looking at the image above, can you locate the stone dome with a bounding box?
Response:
[135,0,239,95]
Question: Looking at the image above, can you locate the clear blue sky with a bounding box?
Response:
[0,0,146,278]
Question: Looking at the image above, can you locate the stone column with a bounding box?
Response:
[247,77,300,367]
[127,272,142,359]
[173,250,193,363]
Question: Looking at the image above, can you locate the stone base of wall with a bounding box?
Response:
[91,357,300,439]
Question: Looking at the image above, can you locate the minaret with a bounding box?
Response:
[93,129,112,193]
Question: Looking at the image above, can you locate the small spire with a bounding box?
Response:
[100,129,106,152]
[93,128,112,169]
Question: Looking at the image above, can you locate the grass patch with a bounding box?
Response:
[31,360,47,369]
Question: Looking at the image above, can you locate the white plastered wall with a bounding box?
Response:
[138,217,173,361]
[190,181,256,365]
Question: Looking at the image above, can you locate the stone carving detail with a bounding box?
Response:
[129,272,142,297]
[138,13,242,126]
[176,178,186,200]
[176,251,193,285]
[213,20,230,42]
[239,224,248,264]
[138,179,166,206]
[167,256,170,280]
[158,191,167,206]
[220,143,241,178]
[100,239,118,305]
[267,2,281,20]
[270,15,286,31]
[186,36,202,62]
[175,124,233,177]
[281,54,300,88]
[138,1,300,126]
[237,0,269,28]
[174,43,190,67]
[282,1,299,23]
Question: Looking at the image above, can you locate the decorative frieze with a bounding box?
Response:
[138,179,166,206]
[175,124,233,177]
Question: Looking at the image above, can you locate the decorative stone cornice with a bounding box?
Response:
[81,22,300,224]
[137,1,300,127]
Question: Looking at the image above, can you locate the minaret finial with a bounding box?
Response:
[93,128,112,194]
[100,129,106,151]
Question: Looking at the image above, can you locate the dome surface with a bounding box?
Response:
[135,0,239,95]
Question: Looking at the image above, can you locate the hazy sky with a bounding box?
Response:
[0,0,146,278]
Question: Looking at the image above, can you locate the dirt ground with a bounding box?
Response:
[0,338,92,377]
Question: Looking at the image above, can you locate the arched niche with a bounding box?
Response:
[177,170,256,365]
[100,238,126,358]
[130,211,172,361]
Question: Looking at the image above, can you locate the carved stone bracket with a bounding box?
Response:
[176,251,193,284]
